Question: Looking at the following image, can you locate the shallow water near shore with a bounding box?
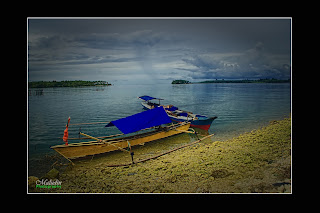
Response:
[28,83,290,177]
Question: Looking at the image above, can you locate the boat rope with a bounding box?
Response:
[105,133,215,167]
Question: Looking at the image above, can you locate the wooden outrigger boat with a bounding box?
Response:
[138,95,217,131]
[51,106,191,163]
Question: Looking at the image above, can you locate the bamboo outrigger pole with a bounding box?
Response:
[69,121,110,126]
[106,133,215,167]
[79,132,130,153]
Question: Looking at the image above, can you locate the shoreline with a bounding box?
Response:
[29,116,291,193]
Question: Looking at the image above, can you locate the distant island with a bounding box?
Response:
[172,78,290,84]
[171,80,192,84]
[28,80,112,88]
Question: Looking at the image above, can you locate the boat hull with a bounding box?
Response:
[170,117,216,131]
[51,122,190,159]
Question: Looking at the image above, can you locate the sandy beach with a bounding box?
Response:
[29,116,291,193]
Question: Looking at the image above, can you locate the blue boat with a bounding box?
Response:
[138,95,217,131]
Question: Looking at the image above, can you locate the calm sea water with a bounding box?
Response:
[28,83,291,176]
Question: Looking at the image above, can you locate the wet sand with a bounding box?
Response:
[29,116,291,193]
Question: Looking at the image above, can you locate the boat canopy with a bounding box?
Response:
[138,95,163,102]
[105,106,172,134]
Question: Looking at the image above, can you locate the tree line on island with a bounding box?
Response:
[172,78,290,84]
[28,80,112,88]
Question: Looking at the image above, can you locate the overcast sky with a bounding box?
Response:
[28,18,291,84]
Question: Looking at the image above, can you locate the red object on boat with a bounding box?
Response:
[63,117,71,145]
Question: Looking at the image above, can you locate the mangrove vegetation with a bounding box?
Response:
[171,80,192,84]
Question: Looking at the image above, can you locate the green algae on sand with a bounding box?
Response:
[36,116,291,193]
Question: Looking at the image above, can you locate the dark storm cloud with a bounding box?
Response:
[181,42,291,80]
[28,18,291,83]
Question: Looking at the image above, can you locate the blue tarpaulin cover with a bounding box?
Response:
[105,106,172,134]
[138,95,163,101]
